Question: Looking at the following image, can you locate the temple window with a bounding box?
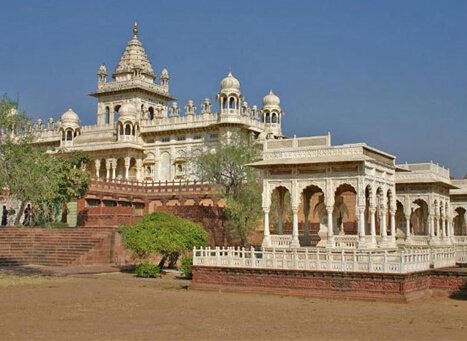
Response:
[177,136,186,141]
[148,107,154,120]
[85,199,100,207]
[229,97,235,109]
[114,105,121,120]
[161,137,170,143]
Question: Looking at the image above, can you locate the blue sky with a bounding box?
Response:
[1,0,466,177]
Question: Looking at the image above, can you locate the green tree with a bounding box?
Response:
[119,212,209,269]
[189,132,263,246]
[0,95,90,225]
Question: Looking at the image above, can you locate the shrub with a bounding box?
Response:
[180,256,193,279]
[119,212,209,269]
[135,262,162,278]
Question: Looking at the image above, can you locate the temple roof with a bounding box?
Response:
[113,22,155,80]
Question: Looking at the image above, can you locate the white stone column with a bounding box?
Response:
[381,206,388,240]
[136,159,143,182]
[428,214,436,244]
[441,205,447,239]
[435,211,440,237]
[94,159,101,179]
[124,157,130,180]
[111,159,117,181]
[369,207,376,246]
[105,159,111,180]
[291,208,300,248]
[326,205,334,247]
[262,208,271,248]
[405,214,411,241]
[358,206,366,248]
[389,210,396,246]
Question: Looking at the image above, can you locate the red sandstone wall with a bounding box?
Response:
[191,266,432,303]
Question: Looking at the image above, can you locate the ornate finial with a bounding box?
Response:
[133,21,139,36]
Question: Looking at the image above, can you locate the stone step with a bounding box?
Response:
[0,227,117,266]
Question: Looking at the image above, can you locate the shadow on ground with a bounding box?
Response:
[449,283,467,301]
[0,262,55,276]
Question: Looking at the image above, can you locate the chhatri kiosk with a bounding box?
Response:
[192,134,466,301]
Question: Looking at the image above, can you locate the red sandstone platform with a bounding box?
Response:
[191,265,467,303]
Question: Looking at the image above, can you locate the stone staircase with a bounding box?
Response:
[0,227,122,266]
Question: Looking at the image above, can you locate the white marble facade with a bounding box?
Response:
[28,23,466,250]
[32,22,284,183]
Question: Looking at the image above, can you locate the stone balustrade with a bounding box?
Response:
[453,236,467,245]
[431,247,457,268]
[407,236,431,246]
[333,235,359,248]
[193,246,433,274]
[269,235,292,248]
[90,178,213,195]
[455,245,467,263]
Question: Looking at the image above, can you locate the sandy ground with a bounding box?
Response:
[0,269,465,341]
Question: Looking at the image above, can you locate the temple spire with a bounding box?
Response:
[133,21,139,37]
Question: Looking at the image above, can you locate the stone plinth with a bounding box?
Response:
[192,266,432,303]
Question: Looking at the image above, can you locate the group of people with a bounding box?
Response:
[1,204,32,226]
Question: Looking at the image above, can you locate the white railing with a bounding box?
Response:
[453,236,467,245]
[431,247,457,268]
[407,236,430,246]
[333,235,359,248]
[455,245,467,263]
[193,247,432,274]
[270,235,292,248]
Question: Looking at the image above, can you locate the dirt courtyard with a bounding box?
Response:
[0,269,465,340]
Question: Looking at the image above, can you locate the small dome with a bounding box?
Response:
[61,108,80,127]
[263,90,280,107]
[118,102,137,121]
[220,71,240,90]
[161,68,170,79]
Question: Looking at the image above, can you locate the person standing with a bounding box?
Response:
[1,205,7,226]
[8,207,15,226]
[23,204,31,226]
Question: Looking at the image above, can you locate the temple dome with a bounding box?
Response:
[60,108,80,127]
[118,102,137,121]
[220,71,240,91]
[114,22,155,80]
[263,90,280,107]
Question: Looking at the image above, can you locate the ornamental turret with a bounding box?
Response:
[60,108,81,146]
[261,90,283,136]
[98,63,107,83]
[160,68,170,88]
[217,71,243,114]
[201,98,212,114]
[113,22,156,83]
